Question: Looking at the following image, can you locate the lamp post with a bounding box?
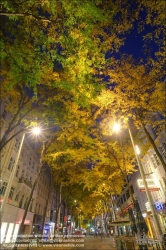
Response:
[113,123,163,239]
[0,127,41,222]
[57,182,62,234]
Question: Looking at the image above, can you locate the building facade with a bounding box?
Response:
[0,100,58,244]
[114,120,166,238]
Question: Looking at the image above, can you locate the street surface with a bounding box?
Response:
[1,235,117,250]
[78,234,116,250]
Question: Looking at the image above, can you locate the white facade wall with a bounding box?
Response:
[0,100,57,243]
[114,121,166,236]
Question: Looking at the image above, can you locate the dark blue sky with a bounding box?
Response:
[113,13,159,62]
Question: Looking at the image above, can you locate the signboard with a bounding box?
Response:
[138,179,156,188]
[154,202,165,210]
[145,202,150,211]
[140,188,160,192]
[138,179,159,192]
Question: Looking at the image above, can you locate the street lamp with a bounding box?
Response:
[0,126,41,220]
[113,123,163,239]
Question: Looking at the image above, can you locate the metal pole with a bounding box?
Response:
[57,183,62,233]
[128,126,162,239]
[0,133,25,222]
[110,193,118,235]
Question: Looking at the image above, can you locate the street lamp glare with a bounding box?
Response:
[113,123,121,133]
[135,145,140,155]
[32,126,41,135]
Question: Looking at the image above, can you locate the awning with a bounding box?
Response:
[110,218,131,226]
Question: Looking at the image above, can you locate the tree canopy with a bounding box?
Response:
[1,0,165,219]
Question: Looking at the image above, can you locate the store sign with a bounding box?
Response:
[138,179,159,192]
[154,202,164,210]
[140,188,160,192]
[145,202,151,211]
[138,179,156,188]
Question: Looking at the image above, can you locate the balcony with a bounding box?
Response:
[18,177,32,189]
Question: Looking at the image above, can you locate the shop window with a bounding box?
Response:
[0,182,7,195]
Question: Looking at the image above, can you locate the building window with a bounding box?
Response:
[24,199,28,210]
[2,109,7,119]
[159,178,166,193]
[15,139,20,150]
[162,142,166,150]
[15,192,20,202]
[16,166,20,178]
[153,124,162,137]
[123,194,126,202]
[35,203,38,213]
[19,195,24,208]
[9,187,15,200]
[8,157,15,171]
[151,153,160,168]
[0,182,7,195]
[29,199,33,212]
[126,189,130,199]
[38,204,40,215]
[130,185,134,194]
[159,146,166,159]
[29,158,31,165]
[146,162,153,173]
[21,170,24,178]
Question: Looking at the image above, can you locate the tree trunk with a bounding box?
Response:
[18,169,42,235]
[41,176,53,234]
[54,183,62,235]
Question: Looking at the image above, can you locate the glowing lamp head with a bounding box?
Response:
[135,145,140,155]
[32,127,41,135]
[113,123,121,133]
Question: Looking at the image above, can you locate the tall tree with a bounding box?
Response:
[107,57,166,170]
